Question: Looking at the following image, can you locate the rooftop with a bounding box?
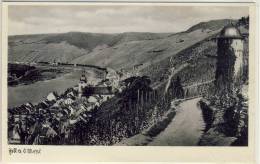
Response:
[219,25,243,39]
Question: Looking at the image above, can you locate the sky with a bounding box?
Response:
[8,5,249,35]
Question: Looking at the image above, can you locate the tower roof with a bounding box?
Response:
[80,74,87,83]
[219,25,243,39]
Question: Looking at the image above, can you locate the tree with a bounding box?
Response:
[172,76,184,99]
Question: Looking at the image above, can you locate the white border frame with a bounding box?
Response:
[1,2,258,163]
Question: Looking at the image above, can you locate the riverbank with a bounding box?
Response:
[8,63,73,87]
[8,71,82,108]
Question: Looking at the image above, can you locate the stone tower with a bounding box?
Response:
[215,24,244,93]
[78,73,87,98]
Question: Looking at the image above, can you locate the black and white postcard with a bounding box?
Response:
[1,2,257,163]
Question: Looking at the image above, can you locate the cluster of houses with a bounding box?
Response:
[8,70,120,145]
[8,63,177,145]
[8,68,170,145]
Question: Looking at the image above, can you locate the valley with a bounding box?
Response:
[7,17,249,146]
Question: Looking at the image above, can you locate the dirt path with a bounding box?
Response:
[148,97,205,146]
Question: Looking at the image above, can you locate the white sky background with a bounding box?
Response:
[8,5,249,36]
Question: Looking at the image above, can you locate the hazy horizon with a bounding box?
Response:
[8,5,249,36]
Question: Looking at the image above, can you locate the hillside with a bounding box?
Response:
[8,19,236,71]
[186,19,237,32]
[8,32,169,64]
[139,19,248,86]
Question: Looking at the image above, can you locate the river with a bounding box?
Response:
[8,71,84,108]
[148,97,205,146]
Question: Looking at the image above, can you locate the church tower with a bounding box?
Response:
[78,72,87,98]
[215,24,244,93]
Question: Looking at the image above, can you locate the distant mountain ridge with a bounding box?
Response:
[8,19,239,70]
[186,19,237,32]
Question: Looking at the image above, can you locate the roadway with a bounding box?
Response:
[148,97,205,146]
